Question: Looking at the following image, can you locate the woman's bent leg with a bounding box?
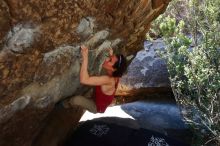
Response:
[63,96,97,113]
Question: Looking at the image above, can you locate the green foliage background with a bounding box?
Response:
[147,0,220,145]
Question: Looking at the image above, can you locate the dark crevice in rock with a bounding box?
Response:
[3,0,13,27]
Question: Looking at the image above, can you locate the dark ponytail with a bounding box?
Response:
[112,54,127,77]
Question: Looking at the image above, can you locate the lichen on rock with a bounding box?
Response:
[4,23,40,53]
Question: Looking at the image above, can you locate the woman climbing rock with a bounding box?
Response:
[63,45,127,113]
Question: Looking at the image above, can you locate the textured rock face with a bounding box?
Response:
[116,39,171,100]
[121,39,170,88]
[0,0,171,145]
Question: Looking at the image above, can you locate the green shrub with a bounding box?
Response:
[148,0,220,145]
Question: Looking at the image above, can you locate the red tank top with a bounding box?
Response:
[94,79,119,113]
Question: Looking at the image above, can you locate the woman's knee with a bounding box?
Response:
[68,96,97,113]
[70,96,84,105]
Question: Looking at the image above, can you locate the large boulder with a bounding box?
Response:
[0,0,171,145]
[116,39,171,101]
[121,39,170,88]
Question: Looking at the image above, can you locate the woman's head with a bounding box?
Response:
[102,54,127,77]
[112,54,127,77]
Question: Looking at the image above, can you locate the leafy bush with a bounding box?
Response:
[148,0,220,145]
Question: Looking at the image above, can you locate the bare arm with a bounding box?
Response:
[108,47,113,56]
[80,45,111,86]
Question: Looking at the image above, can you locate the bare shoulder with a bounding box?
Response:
[101,75,115,84]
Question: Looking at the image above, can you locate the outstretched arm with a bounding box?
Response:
[80,45,111,86]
